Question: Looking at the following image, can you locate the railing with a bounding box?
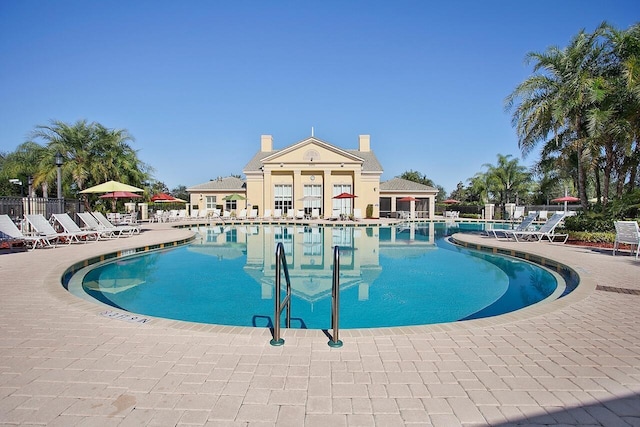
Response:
[270,242,291,346]
[0,197,83,225]
[328,245,343,348]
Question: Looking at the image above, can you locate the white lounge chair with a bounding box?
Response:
[613,221,640,259]
[24,214,80,244]
[490,212,538,239]
[78,212,117,239]
[262,209,272,220]
[91,211,139,236]
[329,209,341,221]
[512,206,525,220]
[353,208,363,221]
[286,210,295,220]
[237,209,247,220]
[249,209,258,219]
[273,209,282,219]
[504,212,568,243]
[0,214,51,249]
[311,208,320,220]
[52,213,99,242]
[296,210,305,220]
[222,210,232,221]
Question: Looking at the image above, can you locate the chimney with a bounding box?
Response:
[261,135,273,152]
[358,134,370,152]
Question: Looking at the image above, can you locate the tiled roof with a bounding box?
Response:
[187,176,246,191]
[380,177,437,192]
[345,150,383,172]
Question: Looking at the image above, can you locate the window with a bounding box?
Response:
[225,200,237,211]
[206,196,217,210]
[274,184,292,213]
[333,184,353,216]
[303,184,322,215]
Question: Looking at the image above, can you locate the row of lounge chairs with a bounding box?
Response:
[489,211,569,243]
[0,212,140,250]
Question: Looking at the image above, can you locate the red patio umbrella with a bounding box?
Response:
[443,199,460,204]
[550,196,580,203]
[99,191,142,200]
[151,193,175,202]
[551,195,580,212]
[398,196,418,202]
[333,192,357,199]
[99,191,142,211]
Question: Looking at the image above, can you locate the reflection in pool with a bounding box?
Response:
[74,223,562,329]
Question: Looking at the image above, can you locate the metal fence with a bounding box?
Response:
[0,197,84,225]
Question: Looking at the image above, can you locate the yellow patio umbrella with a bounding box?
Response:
[79,180,144,194]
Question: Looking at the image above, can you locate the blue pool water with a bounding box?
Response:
[72,223,563,329]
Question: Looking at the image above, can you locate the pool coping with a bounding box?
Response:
[53,223,596,340]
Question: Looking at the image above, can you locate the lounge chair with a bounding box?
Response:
[91,211,139,236]
[490,212,538,239]
[52,213,99,242]
[286,210,295,220]
[222,210,232,221]
[613,221,640,259]
[249,209,258,220]
[24,214,81,244]
[0,214,51,249]
[262,209,272,220]
[311,208,320,220]
[296,209,305,220]
[237,209,247,220]
[78,212,117,239]
[209,209,222,221]
[329,209,341,221]
[512,206,525,220]
[503,212,568,243]
[538,210,548,221]
[353,208,363,221]
[273,209,282,219]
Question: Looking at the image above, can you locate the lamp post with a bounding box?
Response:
[27,176,33,215]
[55,152,63,213]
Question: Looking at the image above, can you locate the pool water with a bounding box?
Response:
[72,223,562,329]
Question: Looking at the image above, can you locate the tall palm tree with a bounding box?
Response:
[506,24,608,209]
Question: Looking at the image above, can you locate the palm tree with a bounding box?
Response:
[483,154,531,216]
[506,24,608,210]
[30,120,151,206]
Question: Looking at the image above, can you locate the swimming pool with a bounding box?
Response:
[68,222,565,329]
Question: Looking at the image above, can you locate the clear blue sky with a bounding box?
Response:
[1,1,637,194]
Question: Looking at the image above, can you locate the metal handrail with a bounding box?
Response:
[328,245,343,348]
[270,242,291,346]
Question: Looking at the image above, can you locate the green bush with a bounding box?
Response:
[366,204,373,219]
[568,231,615,243]
[563,214,615,232]
[460,213,480,219]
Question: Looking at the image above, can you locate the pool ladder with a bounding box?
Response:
[270,243,343,348]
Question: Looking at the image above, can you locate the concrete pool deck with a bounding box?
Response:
[0,221,638,426]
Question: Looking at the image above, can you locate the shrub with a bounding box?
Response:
[567,231,615,243]
[563,213,615,232]
[366,204,373,219]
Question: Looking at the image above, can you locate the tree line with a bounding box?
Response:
[404,22,639,218]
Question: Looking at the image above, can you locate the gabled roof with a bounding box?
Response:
[380,177,438,193]
[243,136,383,173]
[187,176,246,192]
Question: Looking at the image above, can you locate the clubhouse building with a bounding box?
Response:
[187,134,438,219]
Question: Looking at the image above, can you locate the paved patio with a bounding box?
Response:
[0,221,638,426]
